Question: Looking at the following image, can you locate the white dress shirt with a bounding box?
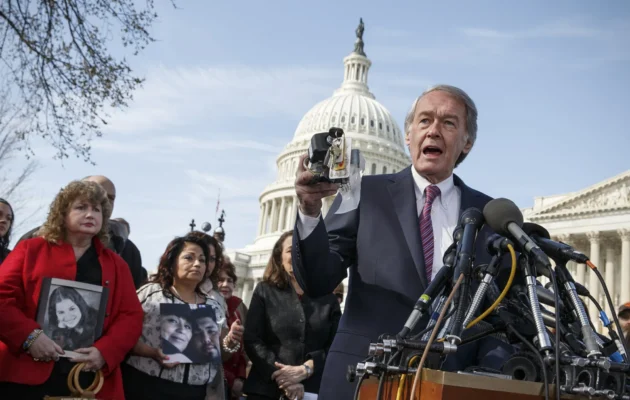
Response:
[296,170,461,281]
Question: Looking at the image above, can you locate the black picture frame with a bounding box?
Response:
[36,278,109,352]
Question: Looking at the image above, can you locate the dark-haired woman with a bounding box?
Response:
[0,198,14,264]
[123,233,244,400]
[47,286,99,351]
[243,231,341,400]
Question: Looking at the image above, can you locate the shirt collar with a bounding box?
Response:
[411,167,456,210]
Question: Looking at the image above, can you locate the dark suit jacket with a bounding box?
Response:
[243,281,341,398]
[292,167,515,400]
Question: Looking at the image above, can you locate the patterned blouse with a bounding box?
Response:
[126,283,227,388]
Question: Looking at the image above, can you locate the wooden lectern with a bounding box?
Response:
[358,369,576,399]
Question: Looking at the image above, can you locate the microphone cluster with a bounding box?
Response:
[350,197,630,400]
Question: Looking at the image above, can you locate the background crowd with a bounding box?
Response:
[0,175,342,400]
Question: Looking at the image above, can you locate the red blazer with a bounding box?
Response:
[0,237,143,400]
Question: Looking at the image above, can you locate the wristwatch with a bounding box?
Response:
[303,364,312,378]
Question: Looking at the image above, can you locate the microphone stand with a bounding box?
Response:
[462,254,502,329]
[553,261,602,358]
[520,254,553,353]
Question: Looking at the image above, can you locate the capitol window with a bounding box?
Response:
[351,116,355,124]
[371,163,376,175]
[379,122,383,130]
[370,120,374,127]
[341,116,346,123]
[361,118,365,125]
[332,116,336,123]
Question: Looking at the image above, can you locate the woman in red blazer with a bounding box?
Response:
[0,180,143,399]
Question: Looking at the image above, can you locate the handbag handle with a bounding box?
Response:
[67,362,104,397]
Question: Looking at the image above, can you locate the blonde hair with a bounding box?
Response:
[39,180,112,244]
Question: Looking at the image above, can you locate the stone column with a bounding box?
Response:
[587,232,601,323]
[269,199,277,233]
[604,242,616,316]
[620,229,630,304]
[290,197,298,230]
[278,197,287,234]
[257,202,266,236]
[241,279,253,306]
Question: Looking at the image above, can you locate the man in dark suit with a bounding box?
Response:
[292,85,515,399]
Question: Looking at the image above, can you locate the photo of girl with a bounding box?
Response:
[45,285,100,351]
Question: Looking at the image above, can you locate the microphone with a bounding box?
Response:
[486,233,512,256]
[522,223,589,264]
[398,243,458,338]
[453,208,485,277]
[536,285,565,310]
[446,208,484,344]
[482,199,551,270]
[545,280,590,297]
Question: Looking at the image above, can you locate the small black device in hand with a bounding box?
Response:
[306,127,346,183]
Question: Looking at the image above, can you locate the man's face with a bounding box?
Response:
[193,316,220,362]
[405,91,473,183]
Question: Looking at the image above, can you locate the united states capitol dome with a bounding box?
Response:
[292,21,408,157]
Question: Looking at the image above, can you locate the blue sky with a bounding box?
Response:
[5,0,629,273]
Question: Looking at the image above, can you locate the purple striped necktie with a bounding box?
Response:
[420,185,441,282]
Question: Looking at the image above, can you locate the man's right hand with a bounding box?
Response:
[295,153,340,217]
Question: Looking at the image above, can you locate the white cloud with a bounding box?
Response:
[103,65,341,135]
[461,19,602,40]
[92,134,282,156]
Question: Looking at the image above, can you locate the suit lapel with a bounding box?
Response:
[387,167,428,291]
[454,174,482,217]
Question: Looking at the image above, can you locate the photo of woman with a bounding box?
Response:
[45,285,99,351]
[159,303,194,363]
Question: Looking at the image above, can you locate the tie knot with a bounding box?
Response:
[424,185,441,205]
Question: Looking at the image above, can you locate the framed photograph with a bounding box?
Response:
[159,303,221,366]
[36,278,109,354]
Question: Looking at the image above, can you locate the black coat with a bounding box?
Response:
[243,281,341,398]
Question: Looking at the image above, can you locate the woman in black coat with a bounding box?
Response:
[244,230,341,400]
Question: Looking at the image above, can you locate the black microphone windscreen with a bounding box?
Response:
[522,223,551,240]
[482,198,524,236]
[459,207,484,229]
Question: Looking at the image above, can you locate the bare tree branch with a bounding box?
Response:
[0,0,175,163]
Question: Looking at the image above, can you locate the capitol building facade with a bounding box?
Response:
[226,22,630,328]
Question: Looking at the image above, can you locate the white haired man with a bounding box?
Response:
[293,85,517,399]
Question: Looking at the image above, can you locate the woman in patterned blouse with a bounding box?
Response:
[122,233,243,400]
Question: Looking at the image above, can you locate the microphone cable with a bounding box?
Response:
[465,243,517,329]
[586,260,630,361]
[395,355,420,400]
[409,273,464,400]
